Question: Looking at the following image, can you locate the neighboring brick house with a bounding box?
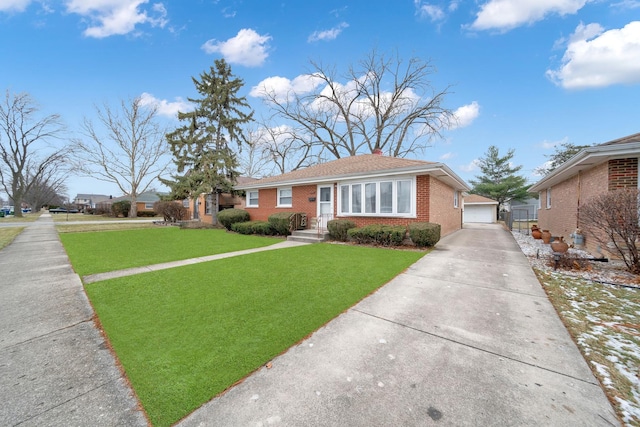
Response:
[529,132,640,255]
[101,191,164,215]
[234,151,470,237]
[189,176,257,221]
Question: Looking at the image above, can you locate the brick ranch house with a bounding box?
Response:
[234,151,470,237]
[529,132,640,256]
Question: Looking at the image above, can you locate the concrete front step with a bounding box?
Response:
[287,229,329,243]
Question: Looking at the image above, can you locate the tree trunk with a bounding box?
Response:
[210,192,219,226]
[129,195,138,218]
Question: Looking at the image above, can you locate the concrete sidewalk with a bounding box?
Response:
[0,214,147,426]
[178,223,619,426]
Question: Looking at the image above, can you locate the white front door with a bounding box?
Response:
[317,185,334,230]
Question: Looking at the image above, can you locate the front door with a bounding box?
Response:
[317,185,334,230]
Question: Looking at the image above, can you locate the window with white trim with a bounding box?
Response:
[339,178,414,216]
[182,199,190,208]
[537,192,542,210]
[247,190,259,207]
[144,202,154,209]
[453,190,459,208]
[277,187,292,207]
[546,188,551,209]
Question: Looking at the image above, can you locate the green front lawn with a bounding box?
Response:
[85,244,424,427]
[60,227,283,276]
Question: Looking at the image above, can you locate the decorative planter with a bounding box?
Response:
[541,229,552,244]
[531,226,542,239]
[551,236,569,253]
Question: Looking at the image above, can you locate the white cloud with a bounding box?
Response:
[0,0,31,13]
[469,0,589,32]
[65,0,168,38]
[201,28,271,67]
[416,4,445,21]
[546,21,640,89]
[450,101,480,129]
[459,159,480,172]
[440,152,455,160]
[308,22,349,42]
[250,74,325,101]
[139,92,192,118]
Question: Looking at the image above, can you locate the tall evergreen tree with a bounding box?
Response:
[469,145,529,216]
[162,59,253,224]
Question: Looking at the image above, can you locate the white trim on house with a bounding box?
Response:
[337,175,416,218]
[530,138,640,192]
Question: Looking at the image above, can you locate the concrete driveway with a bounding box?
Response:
[178,223,619,426]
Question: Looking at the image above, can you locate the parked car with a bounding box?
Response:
[49,208,79,214]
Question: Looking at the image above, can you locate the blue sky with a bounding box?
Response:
[1,0,639,199]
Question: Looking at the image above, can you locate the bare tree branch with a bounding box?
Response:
[71,97,170,217]
[0,90,69,217]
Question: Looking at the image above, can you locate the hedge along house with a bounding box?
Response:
[529,132,640,256]
[234,150,470,237]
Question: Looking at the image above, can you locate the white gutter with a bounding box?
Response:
[529,141,640,192]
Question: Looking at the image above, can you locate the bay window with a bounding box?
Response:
[339,178,414,216]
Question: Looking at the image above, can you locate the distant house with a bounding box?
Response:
[529,132,640,254]
[98,191,164,215]
[73,194,111,211]
[463,194,498,224]
[189,176,257,221]
[234,151,470,237]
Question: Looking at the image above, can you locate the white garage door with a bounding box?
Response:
[463,205,494,223]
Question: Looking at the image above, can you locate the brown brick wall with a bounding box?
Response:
[243,174,462,236]
[608,158,638,190]
[246,185,318,222]
[536,162,609,254]
[428,175,462,237]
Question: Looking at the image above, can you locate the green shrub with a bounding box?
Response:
[408,222,441,248]
[347,224,406,246]
[153,201,187,222]
[137,211,157,217]
[231,221,273,235]
[327,219,356,242]
[218,208,250,231]
[111,200,131,217]
[268,212,294,236]
[250,221,274,236]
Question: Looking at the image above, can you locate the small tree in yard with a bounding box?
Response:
[580,188,640,274]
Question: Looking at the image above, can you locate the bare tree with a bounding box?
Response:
[580,188,640,273]
[72,97,170,217]
[253,49,454,162]
[22,169,68,211]
[0,90,69,217]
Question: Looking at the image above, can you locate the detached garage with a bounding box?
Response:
[463,194,498,223]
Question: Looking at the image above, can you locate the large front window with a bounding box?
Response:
[339,178,414,216]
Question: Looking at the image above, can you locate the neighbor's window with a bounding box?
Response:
[453,190,459,208]
[546,188,551,209]
[247,190,259,207]
[277,187,292,207]
[339,178,414,216]
[182,199,190,208]
[537,192,542,210]
[145,202,154,210]
[205,195,212,214]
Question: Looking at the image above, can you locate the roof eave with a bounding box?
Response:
[236,164,470,191]
[530,141,640,192]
